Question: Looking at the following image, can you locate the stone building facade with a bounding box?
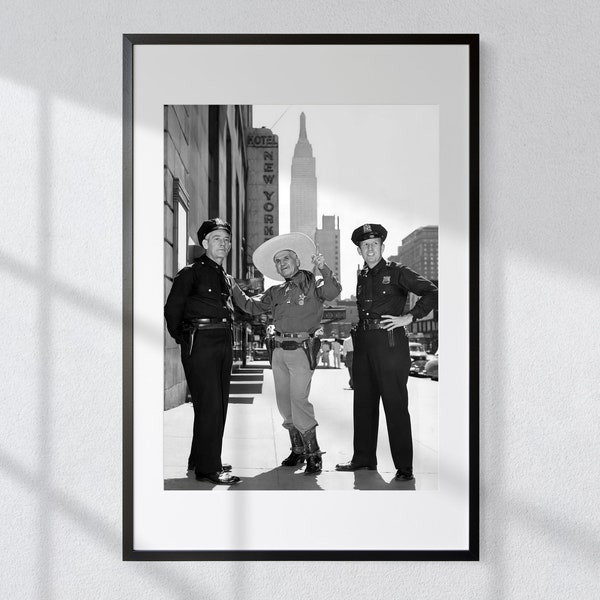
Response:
[163,105,253,410]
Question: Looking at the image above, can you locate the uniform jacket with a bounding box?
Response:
[164,256,233,343]
[357,259,438,321]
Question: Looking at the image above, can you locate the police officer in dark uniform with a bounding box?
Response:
[335,224,438,482]
[164,218,241,485]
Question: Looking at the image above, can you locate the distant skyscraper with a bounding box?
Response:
[315,215,341,283]
[290,112,317,239]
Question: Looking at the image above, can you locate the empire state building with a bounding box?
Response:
[290,112,317,239]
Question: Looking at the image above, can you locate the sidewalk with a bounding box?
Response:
[164,361,438,491]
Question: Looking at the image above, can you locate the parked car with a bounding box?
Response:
[424,353,439,381]
[409,342,428,377]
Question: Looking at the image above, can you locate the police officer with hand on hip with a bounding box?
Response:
[335,223,438,482]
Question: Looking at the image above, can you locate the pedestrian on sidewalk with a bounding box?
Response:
[335,223,438,482]
[321,340,331,368]
[164,218,241,486]
[232,232,342,475]
[332,338,342,368]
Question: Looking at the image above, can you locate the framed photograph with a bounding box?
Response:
[123,34,479,560]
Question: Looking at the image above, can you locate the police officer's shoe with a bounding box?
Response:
[188,462,232,472]
[335,461,376,471]
[281,451,305,467]
[196,471,241,485]
[394,468,414,481]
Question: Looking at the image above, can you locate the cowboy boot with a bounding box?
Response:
[300,426,323,475]
[281,427,305,466]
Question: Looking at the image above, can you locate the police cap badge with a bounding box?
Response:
[197,218,232,243]
[351,223,388,246]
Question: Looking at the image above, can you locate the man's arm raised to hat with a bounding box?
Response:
[229,277,273,315]
[313,254,342,301]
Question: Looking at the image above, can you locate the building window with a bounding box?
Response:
[174,178,190,272]
[177,202,188,271]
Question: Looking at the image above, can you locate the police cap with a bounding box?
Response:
[351,223,388,246]
[197,218,232,243]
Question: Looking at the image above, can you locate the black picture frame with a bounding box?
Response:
[123,33,479,561]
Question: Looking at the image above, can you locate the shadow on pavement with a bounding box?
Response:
[228,396,255,404]
[164,467,323,491]
[164,468,415,491]
[229,467,323,491]
[349,470,417,491]
[164,467,327,490]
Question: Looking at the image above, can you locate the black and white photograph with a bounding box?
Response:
[162,104,440,493]
[124,35,478,558]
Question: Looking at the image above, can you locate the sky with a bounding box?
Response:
[252,105,439,298]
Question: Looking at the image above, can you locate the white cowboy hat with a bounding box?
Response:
[252,232,316,281]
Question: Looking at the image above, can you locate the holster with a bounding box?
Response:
[181,319,231,357]
[179,323,196,357]
[302,337,321,371]
[188,329,196,357]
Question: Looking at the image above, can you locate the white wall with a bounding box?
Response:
[1,2,599,598]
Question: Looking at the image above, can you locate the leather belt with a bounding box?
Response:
[272,339,305,350]
[185,317,231,328]
[357,318,402,348]
[182,317,232,357]
[357,318,385,331]
[189,323,231,330]
[274,331,311,339]
[269,336,321,369]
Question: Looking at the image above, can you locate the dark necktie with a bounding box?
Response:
[219,268,235,316]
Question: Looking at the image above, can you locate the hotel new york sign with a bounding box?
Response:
[246,129,279,262]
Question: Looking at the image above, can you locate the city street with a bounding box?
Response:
[164,361,438,491]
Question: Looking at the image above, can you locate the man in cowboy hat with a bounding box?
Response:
[335,223,438,482]
[164,218,241,486]
[231,232,342,475]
